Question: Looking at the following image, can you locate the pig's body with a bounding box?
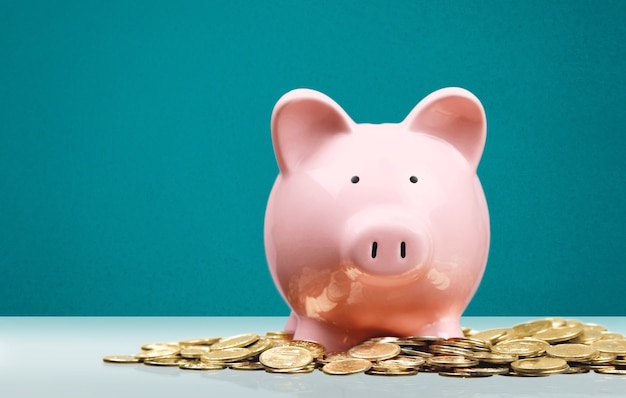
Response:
[265,88,489,352]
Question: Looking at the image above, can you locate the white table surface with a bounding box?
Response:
[1,316,625,397]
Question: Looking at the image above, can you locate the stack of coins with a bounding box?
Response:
[103,318,626,377]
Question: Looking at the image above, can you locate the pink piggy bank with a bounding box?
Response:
[264,88,489,352]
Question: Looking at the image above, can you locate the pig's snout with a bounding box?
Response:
[346,212,431,276]
[368,240,407,260]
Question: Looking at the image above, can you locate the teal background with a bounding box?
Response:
[1,0,625,316]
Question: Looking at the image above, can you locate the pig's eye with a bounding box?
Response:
[351,176,360,184]
[409,176,418,183]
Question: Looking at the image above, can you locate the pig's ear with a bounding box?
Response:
[403,88,486,169]
[271,89,355,174]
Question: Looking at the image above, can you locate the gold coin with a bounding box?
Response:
[370,361,408,370]
[318,352,351,364]
[563,366,590,374]
[546,318,568,328]
[612,357,626,366]
[511,320,552,338]
[246,337,274,357]
[259,346,313,369]
[102,355,141,364]
[366,368,418,376]
[201,347,252,362]
[461,366,510,376]
[427,355,479,368]
[462,326,477,337]
[469,351,517,364]
[584,323,608,332]
[589,352,616,365]
[143,357,182,366]
[592,340,626,355]
[265,364,316,374]
[594,366,626,375]
[467,328,509,345]
[322,358,372,375]
[444,337,491,350]
[601,332,625,340]
[377,356,426,369]
[284,340,326,358]
[395,337,426,346]
[429,344,474,356]
[401,347,432,356]
[211,333,259,350]
[546,343,598,361]
[366,336,400,344]
[265,331,294,340]
[180,346,212,358]
[134,348,181,360]
[438,370,490,378]
[348,342,401,361]
[229,361,265,370]
[140,342,180,351]
[179,337,220,346]
[569,327,603,344]
[511,357,568,374]
[532,326,582,344]
[492,338,549,357]
[179,360,225,370]
[404,336,444,344]
[507,372,552,377]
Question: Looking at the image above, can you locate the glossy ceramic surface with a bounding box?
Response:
[265,88,489,351]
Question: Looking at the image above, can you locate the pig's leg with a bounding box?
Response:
[293,318,363,352]
[284,311,298,333]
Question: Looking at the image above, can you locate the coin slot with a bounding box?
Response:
[400,241,406,258]
[371,242,378,259]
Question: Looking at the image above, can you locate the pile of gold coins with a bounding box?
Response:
[103,318,626,377]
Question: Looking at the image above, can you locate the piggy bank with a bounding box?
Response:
[264,88,489,352]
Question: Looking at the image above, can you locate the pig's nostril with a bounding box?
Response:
[371,242,378,259]
[400,241,406,258]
